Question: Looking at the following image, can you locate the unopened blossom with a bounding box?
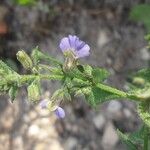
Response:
[55,106,65,118]
[59,35,90,58]
[39,99,49,109]
[39,100,65,119]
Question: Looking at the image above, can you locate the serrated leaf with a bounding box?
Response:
[138,102,150,128]
[84,87,96,107]
[92,67,110,83]
[84,86,121,107]
[117,130,138,150]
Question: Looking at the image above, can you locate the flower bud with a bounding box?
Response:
[17,50,33,70]
[55,107,65,118]
[27,80,40,102]
[39,99,49,109]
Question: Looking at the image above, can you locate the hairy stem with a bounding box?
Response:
[96,83,127,98]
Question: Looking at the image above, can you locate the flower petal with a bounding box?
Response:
[68,35,79,49]
[55,107,65,118]
[75,44,90,58]
[59,37,71,52]
[75,40,85,51]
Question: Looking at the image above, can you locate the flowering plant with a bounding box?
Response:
[0,35,150,149]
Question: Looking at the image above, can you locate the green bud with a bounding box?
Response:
[47,101,57,111]
[133,77,145,86]
[27,79,41,102]
[17,50,33,70]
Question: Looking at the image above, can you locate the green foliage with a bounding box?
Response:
[138,102,150,128]
[0,60,20,101]
[135,69,150,82]
[92,67,110,83]
[145,34,150,48]
[9,85,18,102]
[130,4,150,32]
[117,129,143,150]
[1,44,150,149]
[0,60,18,76]
[14,0,37,6]
[84,86,121,107]
[50,88,65,101]
[127,69,150,101]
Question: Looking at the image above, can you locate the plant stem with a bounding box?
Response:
[20,74,63,84]
[144,125,149,150]
[96,83,127,98]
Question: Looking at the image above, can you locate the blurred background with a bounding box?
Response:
[0,0,150,150]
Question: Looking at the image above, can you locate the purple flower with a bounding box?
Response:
[55,107,65,118]
[59,35,90,58]
[39,99,48,109]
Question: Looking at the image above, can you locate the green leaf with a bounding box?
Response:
[84,85,122,107]
[64,88,72,101]
[35,50,62,66]
[83,65,93,76]
[138,102,150,128]
[8,86,18,102]
[135,69,150,82]
[50,88,65,101]
[128,127,144,145]
[130,4,150,32]
[117,130,138,150]
[92,67,110,83]
[31,46,40,66]
[84,87,96,107]
[0,60,18,76]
